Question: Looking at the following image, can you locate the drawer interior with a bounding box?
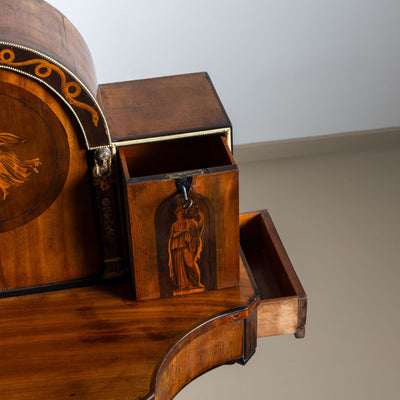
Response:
[240,212,297,300]
[119,134,235,179]
[240,210,307,338]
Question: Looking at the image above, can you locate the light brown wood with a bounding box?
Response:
[239,210,307,338]
[119,135,239,300]
[257,296,299,337]
[0,210,306,399]
[0,258,257,400]
[0,71,70,232]
[0,0,97,92]
[156,320,244,400]
[0,69,100,291]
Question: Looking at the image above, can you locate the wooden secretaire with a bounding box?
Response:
[0,1,307,399]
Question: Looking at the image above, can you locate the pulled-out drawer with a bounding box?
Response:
[240,210,307,338]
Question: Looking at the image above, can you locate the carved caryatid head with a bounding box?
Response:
[0,132,41,200]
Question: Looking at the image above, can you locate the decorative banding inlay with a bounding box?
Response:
[0,42,110,149]
[0,49,99,127]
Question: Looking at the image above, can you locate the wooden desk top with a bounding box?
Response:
[0,259,257,400]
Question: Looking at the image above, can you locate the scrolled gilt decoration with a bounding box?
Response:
[0,48,99,127]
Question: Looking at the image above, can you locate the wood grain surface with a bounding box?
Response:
[0,210,306,399]
[0,257,258,400]
[0,70,70,232]
[0,0,97,93]
[240,210,307,338]
[0,69,100,291]
[120,135,239,300]
[0,0,110,148]
[98,72,231,144]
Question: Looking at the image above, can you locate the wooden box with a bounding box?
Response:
[98,72,239,300]
[120,134,239,300]
[98,72,232,148]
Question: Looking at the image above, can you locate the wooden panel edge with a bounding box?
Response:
[147,295,259,400]
[0,43,110,148]
[257,296,298,337]
[258,210,307,338]
[259,210,306,297]
[239,210,308,339]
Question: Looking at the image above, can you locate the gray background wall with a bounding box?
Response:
[47,0,400,144]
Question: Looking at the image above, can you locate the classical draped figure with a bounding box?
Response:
[0,133,41,200]
[168,207,204,291]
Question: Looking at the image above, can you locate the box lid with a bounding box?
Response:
[97,72,232,149]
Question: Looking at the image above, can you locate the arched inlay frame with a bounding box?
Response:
[0,41,111,149]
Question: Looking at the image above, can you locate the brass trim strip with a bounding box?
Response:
[114,127,232,151]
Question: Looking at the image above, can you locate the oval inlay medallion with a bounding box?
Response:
[0,80,70,232]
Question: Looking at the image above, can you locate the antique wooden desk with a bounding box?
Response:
[0,1,307,399]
